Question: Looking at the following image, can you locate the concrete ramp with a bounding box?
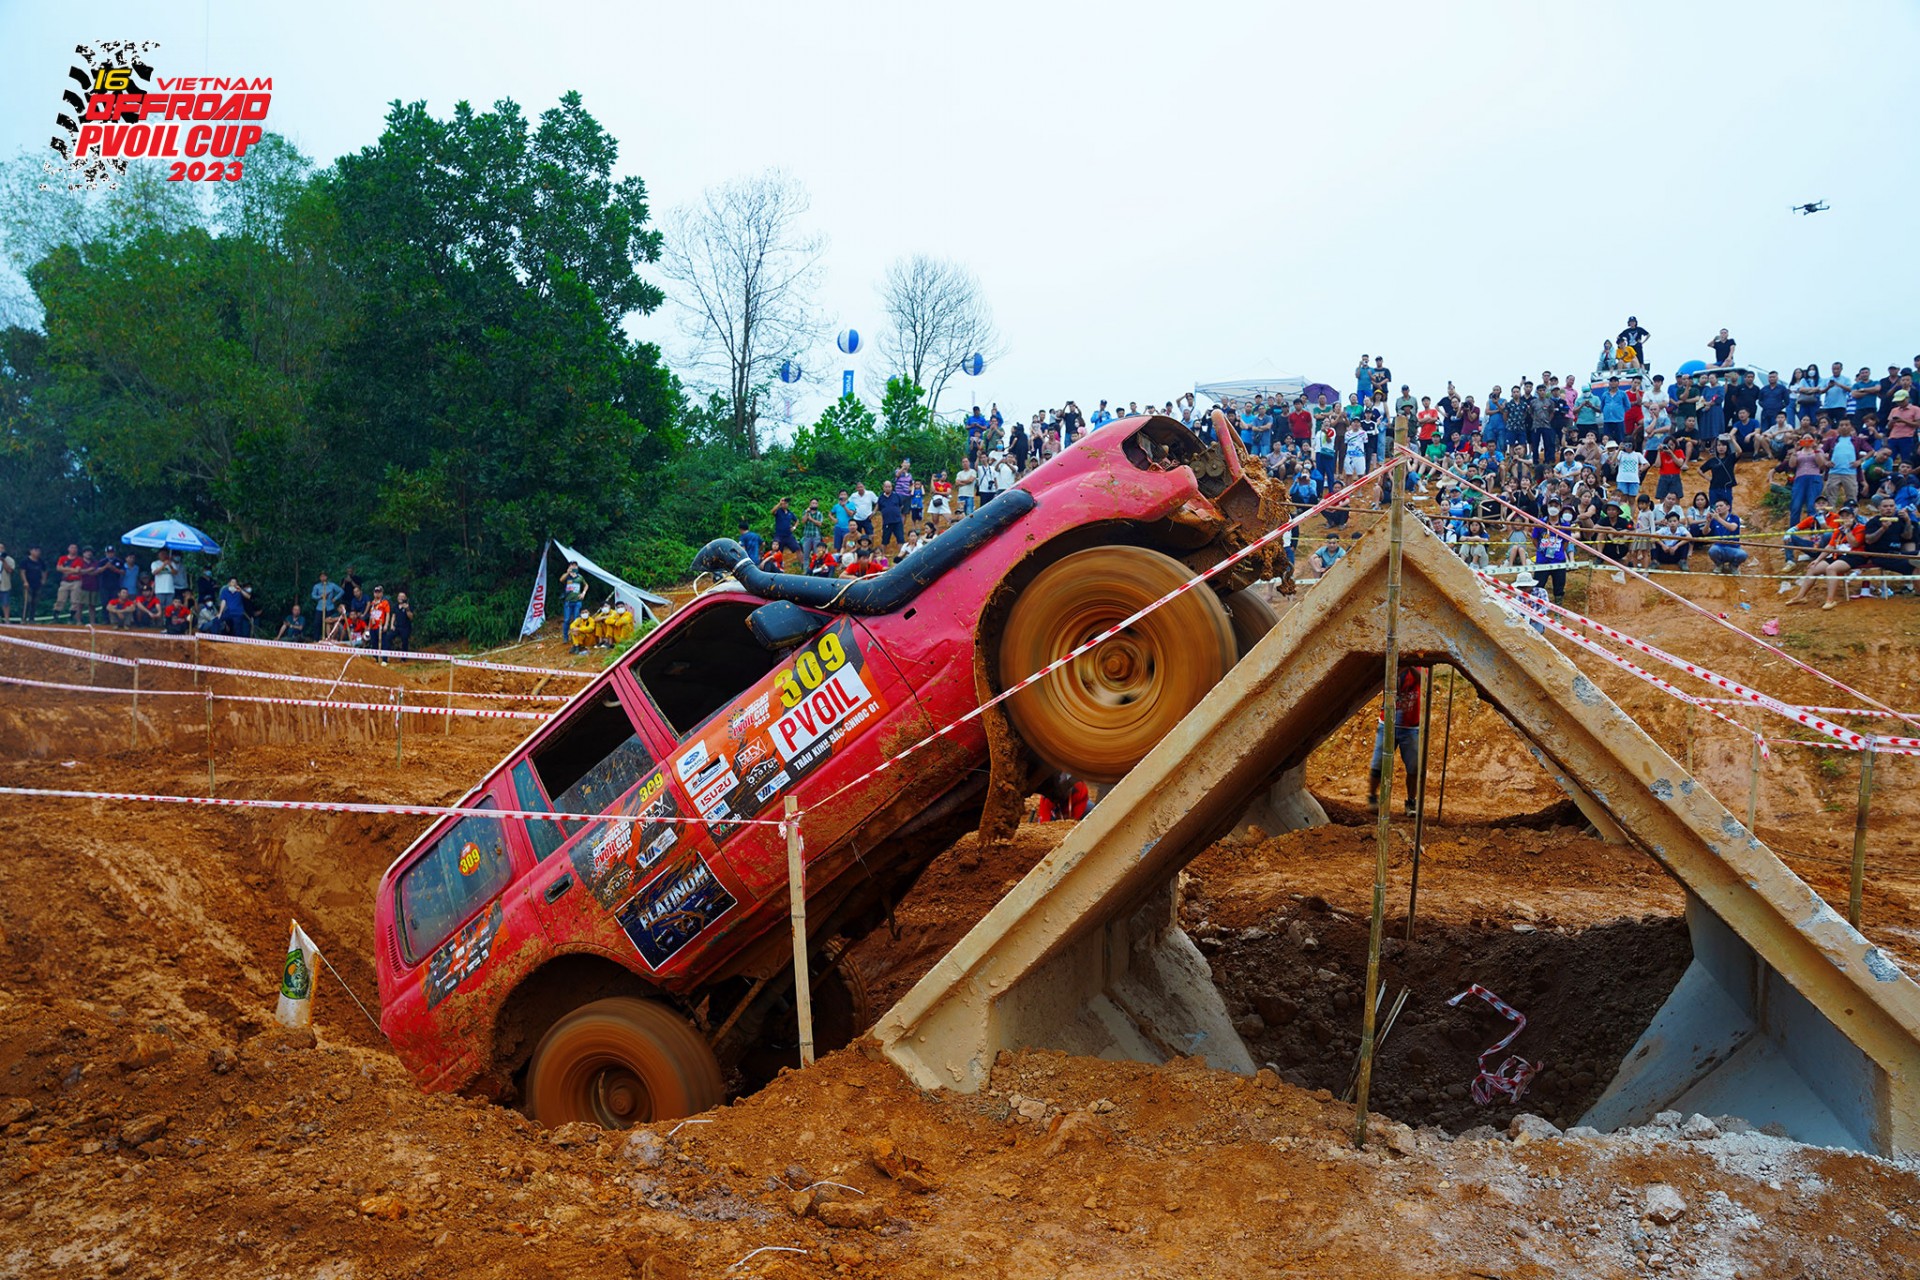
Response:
[873,519,1920,1156]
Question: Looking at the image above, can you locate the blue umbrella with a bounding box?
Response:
[122,519,221,554]
[1676,359,1708,378]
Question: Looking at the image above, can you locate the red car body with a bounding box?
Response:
[374,415,1274,1102]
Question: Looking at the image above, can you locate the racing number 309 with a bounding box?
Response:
[166,161,245,182]
[774,631,847,709]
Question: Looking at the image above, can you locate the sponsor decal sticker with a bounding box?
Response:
[424,900,504,1009]
[615,856,737,969]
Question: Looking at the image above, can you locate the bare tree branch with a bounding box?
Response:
[658,169,824,456]
[874,254,1006,419]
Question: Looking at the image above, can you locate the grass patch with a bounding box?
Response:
[1816,753,1847,780]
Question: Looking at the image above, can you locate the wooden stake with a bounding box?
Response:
[1849,745,1876,928]
[89,626,97,685]
[1745,732,1762,836]
[1434,669,1457,823]
[1355,433,1405,1148]
[786,796,815,1068]
[445,662,455,735]
[205,690,215,796]
[130,660,140,748]
[395,689,405,765]
[1405,664,1435,942]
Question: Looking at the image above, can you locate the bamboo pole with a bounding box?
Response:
[1405,664,1435,942]
[1849,745,1876,928]
[205,690,215,796]
[1433,669,1458,823]
[445,662,455,735]
[1745,732,1762,836]
[786,796,815,1068]
[130,660,139,748]
[395,689,405,765]
[1354,433,1405,1149]
[89,626,97,685]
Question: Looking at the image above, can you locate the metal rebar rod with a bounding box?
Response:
[1354,435,1405,1149]
[1434,669,1457,823]
[1405,665,1435,942]
[1849,745,1876,928]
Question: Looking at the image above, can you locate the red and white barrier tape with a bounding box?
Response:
[0,785,784,828]
[1700,697,1917,722]
[1398,448,1920,732]
[194,631,588,678]
[1484,577,1771,756]
[0,672,549,720]
[803,458,1398,815]
[0,631,138,667]
[1446,984,1539,1106]
[0,633,567,701]
[1511,590,1920,753]
[0,623,588,679]
[1764,736,1920,758]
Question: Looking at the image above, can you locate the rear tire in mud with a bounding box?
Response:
[1225,587,1279,659]
[526,997,724,1128]
[998,546,1236,783]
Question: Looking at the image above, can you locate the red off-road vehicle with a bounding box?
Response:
[374,415,1286,1125]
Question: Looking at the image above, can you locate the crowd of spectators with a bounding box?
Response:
[722,320,1918,607]
[0,545,416,659]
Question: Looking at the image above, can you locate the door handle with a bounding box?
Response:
[544,874,573,904]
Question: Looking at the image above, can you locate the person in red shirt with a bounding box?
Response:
[53,543,85,623]
[807,546,838,578]
[163,596,193,635]
[104,588,138,629]
[74,550,107,625]
[1034,774,1091,822]
[1654,442,1689,503]
[842,547,881,579]
[366,586,395,663]
[1370,666,1424,816]
[132,589,162,629]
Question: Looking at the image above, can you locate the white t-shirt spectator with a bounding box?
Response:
[990,458,1018,492]
[847,489,877,522]
[955,467,977,502]
[151,559,177,594]
[1615,449,1643,484]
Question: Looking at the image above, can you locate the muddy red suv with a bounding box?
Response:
[375,414,1285,1126]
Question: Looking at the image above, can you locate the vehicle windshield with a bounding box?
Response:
[629,599,782,738]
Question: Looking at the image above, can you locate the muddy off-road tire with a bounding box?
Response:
[998,546,1237,783]
[1225,587,1279,659]
[526,997,723,1128]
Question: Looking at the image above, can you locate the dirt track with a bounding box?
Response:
[3,531,1920,1276]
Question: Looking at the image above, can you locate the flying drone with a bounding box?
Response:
[1792,200,1829,216]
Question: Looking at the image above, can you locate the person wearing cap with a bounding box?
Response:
[1510,570,1549,634]
[1887,388,1918,463]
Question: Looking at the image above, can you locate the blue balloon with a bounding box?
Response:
[1676,359,1708,377]
[779,360,802,384]
[837,329,861,355]
[962,352,985,376]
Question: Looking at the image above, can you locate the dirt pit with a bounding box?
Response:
[1197,903,1692,1133]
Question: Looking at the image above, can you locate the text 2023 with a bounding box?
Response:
[166,161,244,182]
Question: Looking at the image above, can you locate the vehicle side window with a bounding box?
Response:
[630,601,782,738]
[529,691,655,818]
[398,797,509,964]
[510,760,567,862]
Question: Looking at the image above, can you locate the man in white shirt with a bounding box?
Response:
[150,552,180,610]
[846,481,878,540]
[954,462,978,515]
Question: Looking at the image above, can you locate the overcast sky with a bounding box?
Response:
[4,1,1916,429]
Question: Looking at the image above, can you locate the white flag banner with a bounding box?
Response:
[551,538,669,622]
[275,919,322,1028]
[520,543,551,637]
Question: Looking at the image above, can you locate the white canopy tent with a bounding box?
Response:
[551,538,669,622]
[1193,376,1307,408]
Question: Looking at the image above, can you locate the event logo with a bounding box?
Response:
[48,40,273,190]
